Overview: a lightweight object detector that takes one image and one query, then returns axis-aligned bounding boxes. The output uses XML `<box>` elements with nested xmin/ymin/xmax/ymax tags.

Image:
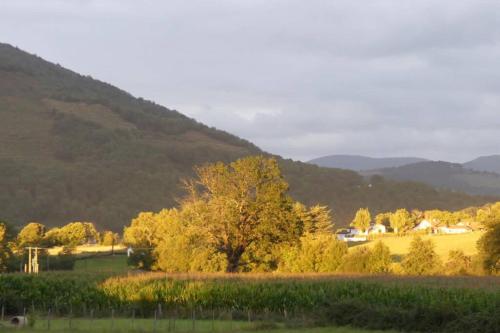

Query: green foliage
<box><xmin>17</xmin><ymin>222</ymin><xmax>46</xmax><ymax>247</ymax></box>
<box><xmin>425</xmin><ymin>209</ymin><xmax>472</xmax><ymax>227</ymax></box>
<box><xmin>100</xmin><ymin>231</ymin><xmax>119</xmax><ymax>246</ymax></box>
<box><xmin>338</xmin><ymin>242</ymin><xmax>391</xmax><ymax>274</ymax></box>
<box><xmin>445</xmin><ymin>250</ymin><xmax>472</xmax><ymax>275</ymax></box>
<box><xmin>278</xmin><ymin>233</ymin><xmax>348</xmax><ymax>272</ymax></box>
<box><xmin>477</xmin><ymin>224</ymin><xmax>500</xmax><ymax>275</ymax></box>
<box><xmin>389</xmin><ymin>209</ymin><xmax>414</xmax><ymax>234</ymax></box>
<box><xmin>475</xmin><ymin>202</ymin><xmax>500</xmax><ymax>274</ymax></box>
<box><xmin>402</xmin><ymin>236</ymin><xmax>441</xmax><ymax>275</ymax></box>
<box><xmin>56</xmin><ymin>222</ymin><xmax>99</xmax><ymax>246</ymax></box>
<box><xmin>294</xmin><ymin>203</ymin><xmax>334</xmax><ymax>234</ymax></box>
<box><xmin>0</xmin><ymin>222</ymin><xmax>15</xmax><ymax>272</ymax></box>
<box><xmin>180</xmin><ymin>156</ymin><xmax>300</xmax><ymax>272</ymax></box>
<box><xmin>152</xmin><ymin>207</ymin><xmax>227</xmax><ymax>272</ymax></box>
<box><xmin>350</xmin><ymin>208</ymin><xmax>371</xmax><ymax>232</ymax></box>
<box><xmin>375</xmin><ymin>212</ymin><xmax>391</xmax><ymax>226</ymax></box>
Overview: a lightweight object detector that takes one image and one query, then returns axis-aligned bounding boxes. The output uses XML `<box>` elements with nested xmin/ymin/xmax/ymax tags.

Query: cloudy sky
<box><xmin>1</xmin><ymin>0</ymin><xmax>500</xmax><ymax>162</ymax></box>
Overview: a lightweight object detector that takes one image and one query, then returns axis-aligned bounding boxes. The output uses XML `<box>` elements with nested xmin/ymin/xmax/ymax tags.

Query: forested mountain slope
<box><xmin>364</xmin><ymin>161</ymin><xmax>500</xmax><ymax>196</ymax></box>
<box><xmin>0</xmin><ymin>43</ymin><xmax>494</xmax><ymax>230</ymax></box>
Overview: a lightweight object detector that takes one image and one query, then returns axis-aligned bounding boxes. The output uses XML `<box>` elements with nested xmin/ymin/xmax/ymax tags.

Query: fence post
<box><xmin>111</xmin><ymin>308</ymin><xmax>115</xmax><ymax>331</ymax></box>
<box><xmin>90</xmin><ymin>309</ymin><xmax>94</xmax><ymax>331</ymax></box>
<box><xmin>191</xmin><ymin>307</ymin><xmax>196</xmax><ymax>332</ymax></box>
<box><xmin>153</xmin><ymin>309</ymin><xmax>157</xmax><ymax>333</ymax></box>
<box><xmin>173</xmin><ymin>307</ymin><xmax>176</xmax><ymax>332</ymax></box>
<box><xmin>47</xmin><ymin>308</ymin><xmax>51</xmax><ymax>330</ymax></box>
<box><xmin>131</xmin><ymin>308</ymin><xmax>135</xmax><ymax>331</ymax></box>
<box><xmin>229</xmin><ymin>309</ymin><xmax>233</xmax><ymax>332</ymax></box>
<box><xmin>211</xmin><ymin>308</ymin><xmax>215</xmax><ymax>332</ymax></box>
<box><xmin>69</xmin><ymin>309</ymin><xmax>72</xmax><ymax>330</ymax></box>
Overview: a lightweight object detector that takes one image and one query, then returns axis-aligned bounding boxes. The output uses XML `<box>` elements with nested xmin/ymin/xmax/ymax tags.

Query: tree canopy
<box><xmin>351</xmin><ymin>208</ymin><xmax>371</xmax><ymax>232</ymax></box>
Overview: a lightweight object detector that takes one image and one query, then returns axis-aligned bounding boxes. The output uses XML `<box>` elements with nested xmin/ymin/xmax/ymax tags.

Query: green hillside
<box><xmin>0</xmin><ymin>43</ymin><xmax>496</xmax><ymax>231</ymax></box>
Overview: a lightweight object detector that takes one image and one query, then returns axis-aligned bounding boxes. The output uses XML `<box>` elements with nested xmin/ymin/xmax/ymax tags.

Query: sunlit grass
<box><xmin>357</xmin><ymin>231</ymin><xmax>484</xmax><ymax>260</ymax></box>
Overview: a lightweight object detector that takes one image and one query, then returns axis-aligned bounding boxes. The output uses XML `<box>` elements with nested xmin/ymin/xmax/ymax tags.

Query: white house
<box><xmin>413</xmin><ymin>219</ymin><xmax>433</xmax><ymax>231</ymax></box>
<box><xmin>336</xmin><ymin>229</ymin><xmax>367</xmax><ymax>242</ymax></box>
<box><xmin>369</xmin><ymin>224</ymin><xmax>386</xmax><ymax>234</ymax></box>
<box><xmin>437</xmin><ymin>225</ymin><xmax>472</xmax><ymax>234</ymax></box>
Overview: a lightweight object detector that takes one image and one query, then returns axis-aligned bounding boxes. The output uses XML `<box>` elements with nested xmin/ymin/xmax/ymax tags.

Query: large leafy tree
<box><xmin>17</xmin><ymin>222</ymin><xmax>46</xmax><ymax>247</ymax></box>
<box><xmin>389</xmin><ymin>209</ymin><xmax>413</xmax><ymax>234</ymax></box>
<box><xmin>476</xmin><ymin>202</ymin><xmax>500</xmax><ymax>274</ymax></box>
<box><xmin>183</xmin><ymin>156</ymin><xmax>300</xmax><ymax>272</ymax></box>
<box><xmin>0</xmin><ymin>222</ymin><xmax>14</xmax><ymax>272</ymax></box>
<box><xmin>350</xmin><ymin>208</ymin><xmax>371</xmax><ymax>232</ymax></box>
<box><xmin>57</xmin><ymin>222</ymin><xmax>99</xmax><ymax>246</ymax></box>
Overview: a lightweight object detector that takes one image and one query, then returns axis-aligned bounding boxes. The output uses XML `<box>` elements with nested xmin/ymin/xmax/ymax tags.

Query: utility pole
<box><xmin>24</xmin><ymin>247</ymin><xmax>45</xmax><ymax>274</ymax></box>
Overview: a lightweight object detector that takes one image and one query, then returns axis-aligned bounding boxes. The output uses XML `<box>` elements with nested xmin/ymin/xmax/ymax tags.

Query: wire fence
<box><xmin>0</xmin><ymin>304</ymin><xmax>309</xmax><ymax>332</ymax></box>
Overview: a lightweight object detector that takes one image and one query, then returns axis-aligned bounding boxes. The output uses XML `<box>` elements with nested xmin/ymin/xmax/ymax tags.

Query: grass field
<box><xmin>0</xmin><ymin>318</ymin><xmax>396</xmax><ymax>333</ymax></box>
<box><xmin>359</xmin><ymin>231</ymin><xmax>484</xmax><ymax>260</ymax></box>
<box><xmin>74</xmin><ymin>255</ymin><xmax>129</xmax><ymax>274</ymax></box>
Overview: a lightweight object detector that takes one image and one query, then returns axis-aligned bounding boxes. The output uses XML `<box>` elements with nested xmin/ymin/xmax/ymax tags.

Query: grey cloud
<box><xmin>1</xmin><ymin>0</ymin><xmax>500</xmax><ymax>162</ymax></box>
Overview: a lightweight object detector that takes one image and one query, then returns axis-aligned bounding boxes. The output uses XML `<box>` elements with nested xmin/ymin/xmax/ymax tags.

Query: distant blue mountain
<box><xmin>308</xmin><ymin>154</ymin><xmax>428</xmax><ymax>171</ymax></box>
<box><xmin>464</xmin><ymin>155</ymin><xmax>500</xmax><ymax>174</ymax></box>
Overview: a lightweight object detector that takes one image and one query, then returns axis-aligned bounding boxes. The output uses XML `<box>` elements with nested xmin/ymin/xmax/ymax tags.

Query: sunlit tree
<box><xmin>350</xmin><ymin>208</ymin><xmax>371</xmax><ymax>232</ymax></box>
<box><xmin>17</xmin><ymin>222</ymin><xmax>46</xmax><ymax>247</ymax></box>
<box><xmin>389</xmin><ymin>209</ymin><xmax>412</xmax><ymax>234</ymax></box>
<box><xmin>402</xmin><ymin>236</ymin><xmax>441</xmax><ymax>275</ymax></box>
<box><xmin>182</xmin><ymin>156</ymin><xmax>300</xmax><ymax>272</ymax></box>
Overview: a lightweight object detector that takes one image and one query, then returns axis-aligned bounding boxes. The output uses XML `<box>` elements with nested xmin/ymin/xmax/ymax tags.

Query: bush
<box><xmin>402</xmin><ymin>236</ymin><xmax>441</xmax><ymax>275</ymax></box>
<box><xmin>278</xmin><ymin>233</ymin><xmax>347</xmax><ymax>272</ymax></box>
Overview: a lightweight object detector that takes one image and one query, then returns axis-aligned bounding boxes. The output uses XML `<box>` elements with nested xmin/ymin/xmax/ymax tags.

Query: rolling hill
<box><xmin>363</xmin><ymin>161</ymin><xmax>500</xmax><ymax>196</ymax></box>
<box><xmin>464</xmin><ymin>155</ymin><xmax>500</xmax><ymax>174</ymax></box>
<box><xmin>0</xmin><ymin>42</ymin><xmax>495</xmax><ymax>231</ymax></box>
<box><xmin>308</xmin><ymin>155</ymin><xmax>428</xmax><ymax>171</ymax></box>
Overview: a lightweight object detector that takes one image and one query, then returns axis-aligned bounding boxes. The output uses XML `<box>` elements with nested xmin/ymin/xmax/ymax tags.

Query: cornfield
<box><xmin>1</xmin><ymin>273</ymin><xmax>499</xmax><ymax>332</ymax></box>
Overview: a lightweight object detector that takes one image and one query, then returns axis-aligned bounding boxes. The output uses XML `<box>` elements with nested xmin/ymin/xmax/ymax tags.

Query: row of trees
<box><xmin>123</xmin><ymin>156</ymin><xmax>499</xmax><ymax>275</ymax></box>
<box><xmin>350</xmin><ymin>206</ymin><xmax>480</xmax><ymax>234</ymax></box>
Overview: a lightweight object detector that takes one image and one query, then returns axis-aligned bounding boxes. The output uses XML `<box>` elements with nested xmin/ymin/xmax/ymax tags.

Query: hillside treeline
<box><xmin>122</xmin><ymin>156</ymin><xmax>500</xmax><ymax>275</ymax></box>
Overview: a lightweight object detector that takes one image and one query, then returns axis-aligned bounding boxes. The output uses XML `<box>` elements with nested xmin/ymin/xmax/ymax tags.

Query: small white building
<box><xmin>413</xmin><ymin>219</ymin><xmax>433</xmax><ymax>231</ymax></box>
<box><xmin>336</xmin><ymin>229</ymin><xmax>368</xmax><ymax>242</ymax></box>
<box><xmin>369</xmin><ymin>224</ymin><xmax>386</xmax><ymax>234</ymax></box>
<box><xmin>437</xmin><ymin>225</ymin><xmax>472</xmax><ymax>234</ymax></box>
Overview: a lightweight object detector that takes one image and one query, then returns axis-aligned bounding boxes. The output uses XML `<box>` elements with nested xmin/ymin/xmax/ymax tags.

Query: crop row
<box><xmin>0</xmin><ymin>273</ymin><xmax>499</xmax><ymax>332</ymax></box>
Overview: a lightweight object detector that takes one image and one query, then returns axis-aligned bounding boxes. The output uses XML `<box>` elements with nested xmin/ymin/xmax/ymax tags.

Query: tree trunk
<box><xmin>225</xmin><ymin>246</ymin><xmax>245</xmax><ymax>273</ymax></box>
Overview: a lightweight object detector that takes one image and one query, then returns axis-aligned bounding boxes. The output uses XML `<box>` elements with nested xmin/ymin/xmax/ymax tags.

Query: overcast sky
<box><xmin>1</xmin><ymin>0</ymin><xmax>500</xmax><ymax>162</ymax></box>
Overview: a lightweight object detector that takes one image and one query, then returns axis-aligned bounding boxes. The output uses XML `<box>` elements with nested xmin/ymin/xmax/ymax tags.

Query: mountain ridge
<box><xmin>308</xmin><ymin>154</ymin><xmax>429</xmax><ymax>171</ymax></box>
<box><xmin>0</xmin><ymin>42</ymin><xmax>495</xmax><ymax>231</ymax></box>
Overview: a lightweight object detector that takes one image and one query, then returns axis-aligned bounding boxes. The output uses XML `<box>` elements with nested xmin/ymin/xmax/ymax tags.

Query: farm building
<box><xmin>369</xmin><ymin>224</ymin><xmax>386</xmax><ymax>234</ymax></box>
<box><xmin>437</xmin><ymin>225</ymin><xmax>472</xmax><ymax>234</ymax></box>
<box><xmin>413</xmin><ymin>219</ymin><xmax>433</xmax><ymax>231</ymax></box>
<box><xmin>336</xmin><ymin>229</ymin><xmax>368</xmax><ymax>242</ymax></box>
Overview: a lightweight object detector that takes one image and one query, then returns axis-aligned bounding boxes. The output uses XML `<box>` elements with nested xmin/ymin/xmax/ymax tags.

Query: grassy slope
<box><xmin>359</xmin><ymin>232</ymin><xmax>484</xmax><ymax>260</ymax></box>
<box><xmin>0</xmin><ymin>43</ymin><xmax>497</xmax><ymax>231</ymax></box>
